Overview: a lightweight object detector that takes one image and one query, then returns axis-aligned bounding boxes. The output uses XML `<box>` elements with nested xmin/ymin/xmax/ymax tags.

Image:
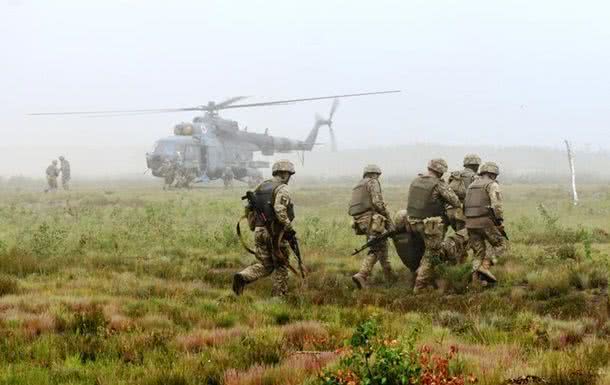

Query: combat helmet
<box><xmin>463</xmin><ymin>154</ymin><xmax>481</xmax><ymax>166</ymax></box>
<box><xmin>59</xmin><ymin>156</ymin><xmax>65</xmax><ymax>161</ymax></box>
<box><xmin>427</xmin><ymin>158</ymin><xmax>448</xmax><ymax>175</ymax></box>
<box><xmin>479</xmin><ymin>161</ymin><xmax>500</xmax><ymax>175</ymax></box>
<box><xmin>272</xmin><ymin>160</ymin><xmax>295</xmax><ymax>175</ymax></box>
<box><xmin>363</xmin><ymin>164</ymin><xmax>382</xmax><ymax>176</ymax></box>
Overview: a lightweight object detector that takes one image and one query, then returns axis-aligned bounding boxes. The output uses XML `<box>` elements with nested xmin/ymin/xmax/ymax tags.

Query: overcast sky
<box><xmin>2</xmin><ymin>0</ymin><xmax>609</xmax><ymax>151</ymax></box>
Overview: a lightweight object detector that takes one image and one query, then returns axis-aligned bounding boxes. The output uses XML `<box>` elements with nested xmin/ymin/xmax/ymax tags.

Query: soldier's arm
<box><xmin>488</xmin><ymin>182</ymin><xmax>504</xmax><ymax>220</ymax></box>
<box><xmin>273</xmin><ymin>185</ymin><xmax>293</xmax><ymax>229</ymax></box>
<box><xmin>437</xmin><ymin>182</ymin><xmax>462</xmax><ymax>209</ymax></box>
<box><xmin>366</xmin><ymin>179</ymin><xmax>391</xmax><ymax>219</ymax></box>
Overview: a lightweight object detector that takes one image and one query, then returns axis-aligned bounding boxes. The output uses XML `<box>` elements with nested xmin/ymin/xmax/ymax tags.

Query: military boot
<box><xmin>472</xmin><ymin>259</ymin><xmax>497</xmax><ymax>287</ymax></box>
<box><xmin>232</xmin><ymin>273</ymin><xmax>247</xmax><ymax>296</ymax></box>
<box><xmin>352</xmin><ymin>274</ymin><xmax>367</xmax><ymax>290</ymax></box>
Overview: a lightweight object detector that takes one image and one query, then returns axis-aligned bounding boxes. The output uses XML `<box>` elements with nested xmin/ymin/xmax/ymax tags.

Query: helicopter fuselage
<box><xmin>145</xmin><ymin>112</ymin><xmax>315</xmax><ymax>184</ymax></box>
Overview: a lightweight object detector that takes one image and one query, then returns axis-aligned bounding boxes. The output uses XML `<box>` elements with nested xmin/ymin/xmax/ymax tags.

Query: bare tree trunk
<box><xmin>564</xmin><ymin>140</ymin><xmax>578</xmax><ymax>206</ymax></box>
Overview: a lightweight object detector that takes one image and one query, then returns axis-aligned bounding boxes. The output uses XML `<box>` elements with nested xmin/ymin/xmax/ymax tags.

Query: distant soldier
<box><xmin>349</xmin><ymin>164</ymin><xmax>396</xmax><ymax>289</ymax></box>
<box><xmin>447</xmin><ymin>154</ymin><xmax>481</xmax><ymax>231</ymax></box>
<box><xmin>233</xmin><ymin>160</ymin><xmax>296</xmax><ymax>297</ymax></box>
<box><xmin>158</xmin><ymin>158</ymin><xmax>177</xmax><ymax>190</ymax></box>
<box><xmin>464</xmin><ymin>161</ymin><xmax>507</xmax><ymax>287</ymax></box>
<box><xmin>222</xmin><ymin>166</ymin><xmax>235</xmax><ymax>189</ymax></box>
<box><xmin>58</xmin><ymin>156</ymin><xmax>71</xmax><ymax>190</ymax></box>
<box><xmin>406</xmin><ymin>159</ymin><xmax>461</xmax><ymax>293</ymax></box>
<box><xmin>45</xmin><ymin>160</ymin><xmax>60</xmax><ymax>192</ymax></box>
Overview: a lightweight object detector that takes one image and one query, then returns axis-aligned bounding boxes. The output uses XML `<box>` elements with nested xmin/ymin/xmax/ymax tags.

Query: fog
<box><xmin>1</xmin><ymin>0</ymin><xmax>609</xmax><ymax>178</ymax></box>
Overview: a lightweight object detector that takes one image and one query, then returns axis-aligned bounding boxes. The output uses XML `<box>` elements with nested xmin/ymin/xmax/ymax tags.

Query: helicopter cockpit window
<box><xmin>153</xmin><ymin>141</ymin><xmax>176</xmax><ymax>155</ymax></box>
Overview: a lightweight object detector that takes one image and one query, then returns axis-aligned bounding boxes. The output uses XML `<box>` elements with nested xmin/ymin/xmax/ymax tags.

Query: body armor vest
<box><xmin>253</xmin><ymin>179</ymin><xmax>294</xmax><ymax>227</ymax></box>
<box><xmin>448</xmin><ymin>168</ymin><xmax>476</xmax><ymax>201</ymax></box>
<box><xmin>407</xmin><ymin>175</ymin><xmax>443</xmax><ymax>219</ymax></box>
<box><xmin>348</xmin><ymin>178</ymin><xmax>374</xmax><ymax>216</ymax></box>
<box><xmin>464</xmin><ymin>178</ymin><xmax>493</xmax><ymax>218</ymax></box>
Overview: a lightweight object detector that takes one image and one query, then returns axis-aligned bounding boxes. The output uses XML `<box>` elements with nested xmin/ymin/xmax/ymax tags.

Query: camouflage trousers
<box><xmin>409</xmin><ymin>217</ymin><xmax>445</xmax><ymax>293</ymax></box>
<box><xmin>468</xmin><ymin>226</ymin><xmax>507</xmax><ymax>273</ymax></box>
<box><xmin>46</xmin><ymin>176</ymin><xmax>58</xmax><ymax>191</ymax></box>
<box><xmin>446</xmin><ymin>208</ymin><xmax>466</xmax><ymax>232</ymax></box>
<box><xmin>353</xmin><ymin>213</ymin><xmax>395</xmax><ymax>283</ymax></box>
<box><xmin>237</xmin><ymin>227</ymin><xmax>289</xmax><ymax>296</ymax></box>
<box><xmin>61</xmin><ymin>175</ymin><xmax>70</xmax><ymax>190</ymax></box>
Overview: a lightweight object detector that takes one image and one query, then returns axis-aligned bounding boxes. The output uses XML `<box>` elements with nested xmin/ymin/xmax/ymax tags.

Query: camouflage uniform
<box><xmin>45</xmin><ymin>161</ymin><xmax>60</xmax><ymax>192</ymax></box>
<box><xmin>222</xmin><ymin>166</ymin><xmax>235</xmax><ymax>189</ymax></box>
<box><xmin>159</xmin><ymin>158</ymin><xmax>177</xmax><ymax>190</ymax></box>
<box><xmin>407</xmin><ymin>159</ymin><xmax>461</xmax><ymax>293</ymax></box>
<box><xmin>464</xmin><ymin>162</ymin><xmax>506</xmax><ymax>286</ymax></box>
<box><xmin>446</xmin><ymin>154</ymin><xmax>481</xmax><ymax>232</ymax></box>
<box><xmin>233</xmin><ymin>160</ymin><xmax>295</xmax><ymax>297</ymax></box>
<box><xmin>59</xmin><ymin>156</ymin><xmax>71</xmax><ymax>190</ymax></box>
<box><xmin>349</xmin><ymin>165</ymin><xmax>396</xmax><ymax>289</ymax></box>
<box><xmin>393</xmin><ymin>209</ymin><xmax>470</xmax><ymax>271</ymax></box>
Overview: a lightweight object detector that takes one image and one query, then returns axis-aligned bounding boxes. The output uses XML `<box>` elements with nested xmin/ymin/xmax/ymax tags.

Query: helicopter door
<box><xmin>185</xmin><ymin>145</ymin><xmax>201</xmax><ymax>174</ymax></box>
<box><xmin>199</xmin><ymin>146</ymin><xmax>207</xmax><ymax>173</ymax></box>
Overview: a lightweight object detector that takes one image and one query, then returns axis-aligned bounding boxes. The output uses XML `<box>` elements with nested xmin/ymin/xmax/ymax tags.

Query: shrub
<box><xmin>319</xmin><ymin>319</ymin><xmax>470</xmax><ymax>385</ymax></box>
<box><xmin>0</xmin><ymin>274</ymin><xmax>19</xmax><ymax>296</ymax></box>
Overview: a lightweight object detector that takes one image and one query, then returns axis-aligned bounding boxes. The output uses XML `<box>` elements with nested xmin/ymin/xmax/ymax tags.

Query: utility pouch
<box><xmin>423</xmin><ymin>217</ymin><xmax>444</xmax><ymax>237</ymax></box>
<box><xmin>370</xmin><ymin>213</ymin><xmax>386</xmax><ymax>234</ymax></box>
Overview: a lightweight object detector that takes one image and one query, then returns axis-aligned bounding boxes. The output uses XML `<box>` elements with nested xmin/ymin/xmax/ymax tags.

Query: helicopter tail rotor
<box><xmin>315</xmin><ymin>98</ymin><xmax>339</xmax><ymax>152</ymax></box>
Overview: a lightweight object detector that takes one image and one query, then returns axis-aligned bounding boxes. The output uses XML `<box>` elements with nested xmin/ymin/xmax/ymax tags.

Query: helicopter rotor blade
<box><xmin>329</xmin><ymin>98</ymin><xmax>339</xmax><ymax>121</ymax></box>
<box><xmin>29</xmin><ymin>90</ymin><xmax>400</xmax><ymax>116</ymax></box>
<box><xmin>28</xmin><ymin>107</ymin><xmax>204</xmax><ymax>116</ymax></box>
<box><xmin>216</xmin><ymin>96</ymin><xmax>249</xmax><ymax>109</ymax></box>
<box><xmin>218</xmin><ymin>90</ymin><xmax>400</xmax><ymax>110</ymax></box>
<box><xmin>329</xmin><ymin>127</ymin><xmax>338</xmax><ymax>152</ymax></box>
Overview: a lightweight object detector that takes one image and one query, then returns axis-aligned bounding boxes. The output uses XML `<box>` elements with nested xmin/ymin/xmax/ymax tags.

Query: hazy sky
<box><xmin>2</xmin><ymin>0</ymin><xmax>609</xmax><ymax>150</ymax></box>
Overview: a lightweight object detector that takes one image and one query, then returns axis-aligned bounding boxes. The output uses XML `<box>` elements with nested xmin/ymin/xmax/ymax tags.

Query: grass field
<box><xmin>0</xmin><ymin>181</ymin><xmax>608</xmax><ymax>385</ymax></box>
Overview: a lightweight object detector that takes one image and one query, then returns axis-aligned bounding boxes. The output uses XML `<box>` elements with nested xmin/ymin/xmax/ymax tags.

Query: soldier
<box><xmin>158</xmin><ymin>158</ymin><xmax>177</xmax><ymax>190</ymax></box>
<box><xmin>447</xmin><ymin>154</ymin><xmax>481</xmax><ymax>231</ymax></box>
<box><xmin>349</xmin><ymin>164</ymin><xmax>396</xmax><ymax>289</ymax></box>
<box><xmin>406</xmin><ymin>159</ymin><xmax>461</xmax><ymax>293</ymax></box>
<box><xmin>58</xmin><ymin>156</ymin><xmax>71</xmax><ymax>190</ymax></box>
<box><xmin>45</xmin><ymin>160</ymin><xmax>60</xmax><ymax>192</ymax></box>
<box><xmin>222</xmin><ymin>166</ymin><xmax>235</xmax><ymax>189</ymax></box>
<box><xmin>464</xmin><ymin>161</ymin><xmax>506</xmax><ymax>287</ymax></box>
<box><xmin>233</xmin><ymin>160</ymin><xmax>296</xmax><ymax>297</ymax></box>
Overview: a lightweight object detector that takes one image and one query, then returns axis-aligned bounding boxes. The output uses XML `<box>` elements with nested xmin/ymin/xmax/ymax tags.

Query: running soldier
<box><xmin>447</xmin><ymin>154</ymin><xmax>481</xmax><ymax>231</ymax></box>
<box><xmin>349</xmin><ymin>164</ymin><xmax>396</xmax><ymax>289</ymax></box>
<box><xmin>59</xmin><ymin>156</ymin><xmax>71</xmax><ymax>190</ymax></box>
<box><xmin>233</xmin><ymin>160</ymin><xmax>296</xmax><ymax>297</ymax></box>
<box><xmin>406</xmin><ymin>159</ymin><xmax>461</xmax><ymax>293</ymax></box>
<box><xmin>464</xmin><ymin>161</ymin><xmax>507</xmax><ymax>287</ymax></box>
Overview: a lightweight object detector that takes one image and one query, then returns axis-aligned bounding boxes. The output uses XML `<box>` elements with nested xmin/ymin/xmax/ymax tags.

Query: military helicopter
<box><xmin>31</xmin><ymin>91</ymin><xmax>399</xmax><ymax>186</ymax></box>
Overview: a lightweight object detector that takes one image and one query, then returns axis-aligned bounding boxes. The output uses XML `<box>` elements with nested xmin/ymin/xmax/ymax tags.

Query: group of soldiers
<box><xmin>158</xmin><ymin>153</ymin><xmax>199</xmax><ymax>190</ymax></box>
<box><xmin>45</xmin><ymin>156</ymin><xmax>71</xmax><ymax>192</ymax></box>
<box><xmin>232</xmin><ymin>155</ymin><xmax>506</xmax><ymax>297</ymax></box>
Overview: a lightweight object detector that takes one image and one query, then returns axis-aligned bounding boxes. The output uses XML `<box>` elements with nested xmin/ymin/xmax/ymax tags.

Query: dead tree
<box><xmin>564</xmin><ymin>140</ymin><xmax>578</xmax><ymax>205</ymax></box>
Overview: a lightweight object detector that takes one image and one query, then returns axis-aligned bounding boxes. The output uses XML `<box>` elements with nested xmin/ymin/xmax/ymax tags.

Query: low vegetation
<box><xmin>0</xmin><ymin>182</ymin><xmax>607</xmax><ymax>384</ymax></box>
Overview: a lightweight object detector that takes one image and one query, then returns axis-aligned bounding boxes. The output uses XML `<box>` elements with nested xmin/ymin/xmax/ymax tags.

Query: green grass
<box><xmin>0</xmin><ymin>183</ymin><xmax>608</xmax><ymax>384</ymax></box>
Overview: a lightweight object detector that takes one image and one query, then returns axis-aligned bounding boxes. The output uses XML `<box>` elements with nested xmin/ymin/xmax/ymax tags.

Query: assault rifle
<box><xmin>285</xmin><ymin>230</ymin><xmax>306</xmax><ymax>278</ymax></box>
<box><xmin>351</xmin><ymin>230</ymin><xmax>398</xmax><ymax>256</ymax></box>
<box><xmin>488</xmin><ymin>207</ymin><xmax>509</xmax><ymax>240</ymax></box>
